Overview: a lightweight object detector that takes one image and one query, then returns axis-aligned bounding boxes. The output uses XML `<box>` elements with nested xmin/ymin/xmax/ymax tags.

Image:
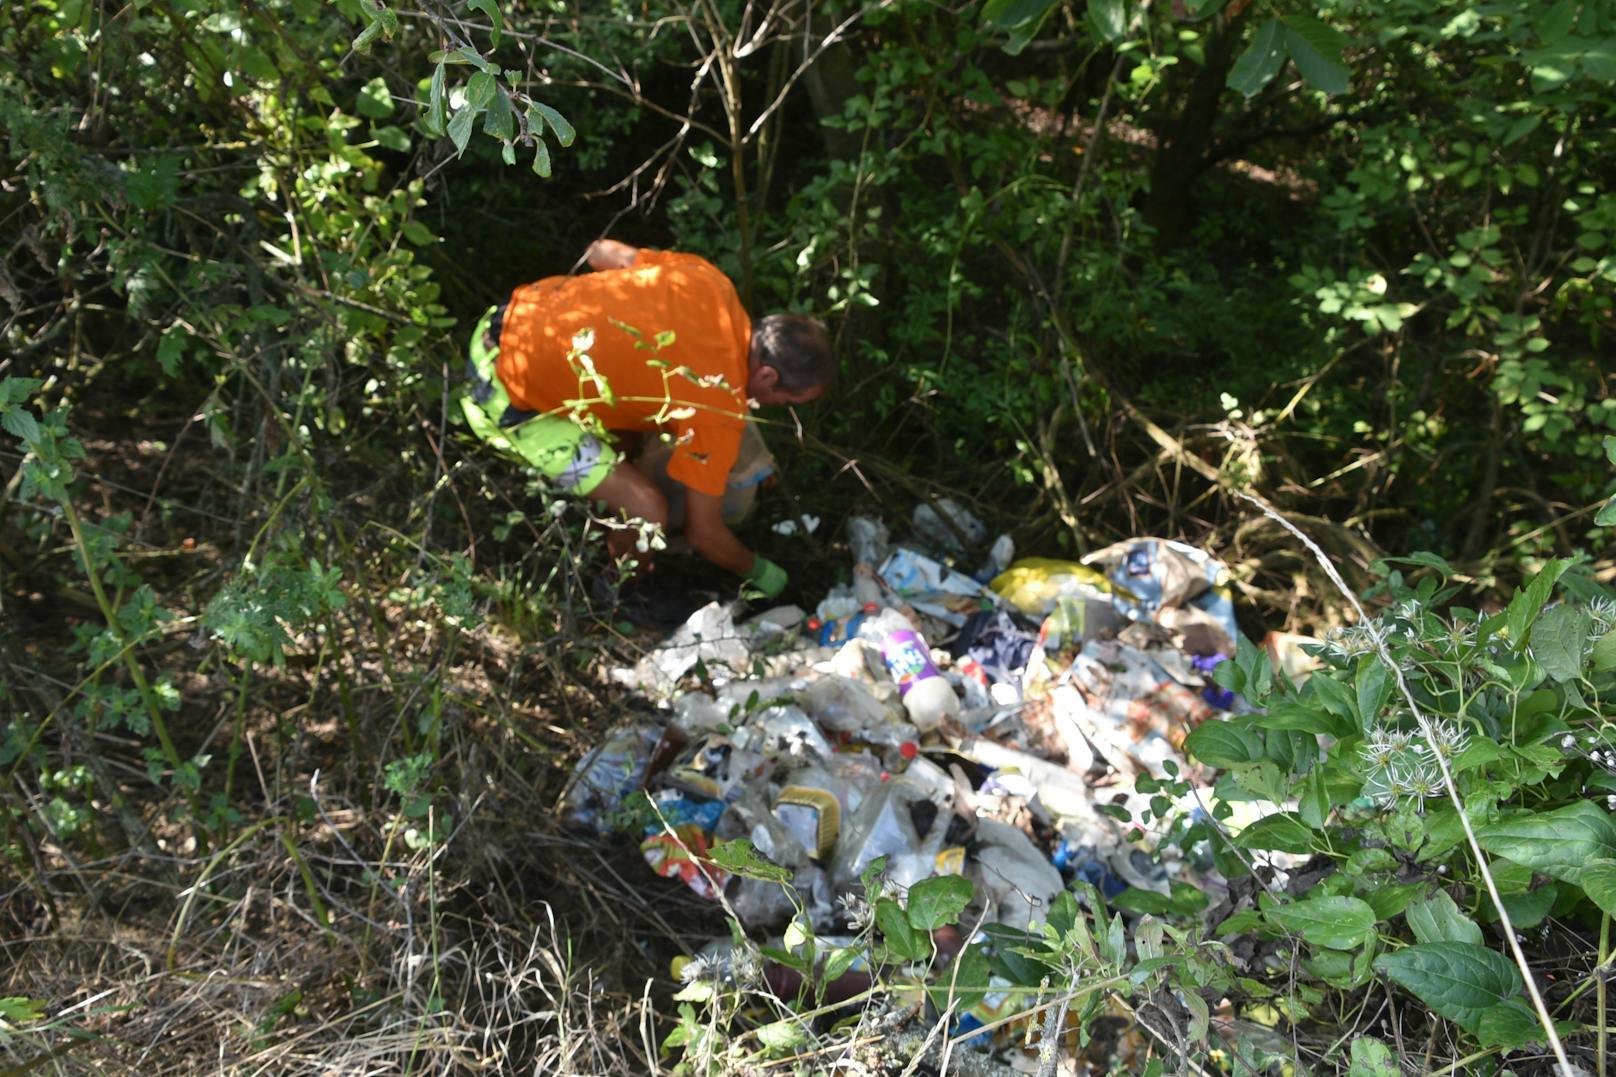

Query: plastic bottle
<box><xmin>807</xmin><ymin>602</ymin><xmax>876</xmax><ymax>648</ymax></box>
<box><xmin>856</xmin><ymin>608</ymin><xmax>961</xmax><ymax>731</ymax></box>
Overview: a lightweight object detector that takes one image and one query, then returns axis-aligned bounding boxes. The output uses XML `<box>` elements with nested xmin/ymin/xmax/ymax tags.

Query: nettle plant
<box><xmin>1183</xmin><ymin>545</ymin><xmax>1616</xmax><ymax>1063</ymax></box>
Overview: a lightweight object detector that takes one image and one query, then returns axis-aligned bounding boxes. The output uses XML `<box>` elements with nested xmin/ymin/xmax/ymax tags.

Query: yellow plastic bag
<box><xmin>989</xmin><ymin>557</ymin><xmax>1127</xmax><ymax>617</ymax></box>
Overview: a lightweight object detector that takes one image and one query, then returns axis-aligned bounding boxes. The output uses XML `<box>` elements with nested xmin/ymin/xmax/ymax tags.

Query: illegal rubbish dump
<box><xmin>567</xmin><ymin>507</ymin><xmax>1314</xmax><ymax>1068</ymax></box>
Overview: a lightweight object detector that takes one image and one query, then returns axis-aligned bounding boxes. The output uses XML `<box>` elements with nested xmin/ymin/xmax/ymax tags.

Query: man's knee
<box><xmin>593</xmin><ymin>462</ymin><xmax>669</xmax><ymax>526</ymax></box>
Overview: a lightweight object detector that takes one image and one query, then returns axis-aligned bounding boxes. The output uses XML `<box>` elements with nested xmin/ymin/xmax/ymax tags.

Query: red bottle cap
<box><xmin>862</xmin><ymin>602</ymin><xmax>879</xmax><ymax>613</ymax></box>
<box><xmin>899</xmin><ymin>741</ymin><xmax>918</xmax><ymax>760</ymax></box>
<box><xmin>806</xmin><ymin>617</ymin><xmax>823</xmax><ymax>631</ymax></box>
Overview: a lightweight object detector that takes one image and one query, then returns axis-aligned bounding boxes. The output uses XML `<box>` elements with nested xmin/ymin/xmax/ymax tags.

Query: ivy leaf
<box><xmin>1374</xmin><ymin>942</ymin><xmax>1522</xmax><ymax>1033</ymax></box>
<box><xmin>1530</xmin><ymin>603</ymin><xmax>1590</xmax><ymax>682</ymax></box>
<box><xmin>1264</xmin><ymin>895</ymin><xmax>1376</xmax><ymax>950</ymax></box>
<box><xmin>1406</xmin><ymin>891</ymin><xmax>1484</xmax><ymax>946</ymax></box>
<box><xmin>1476</xmin><ymin>801</ymin><xmax>1616</xmax><ymax>885</ymax></box>
<box><xmin>1227</xmin><ymin>18</ymin><xmax>1286</xmax><ymax>97</ymax></box>
<box><xmin>529</xmin><ymin>101</ymin><xmax>575</xmax><ymax>147</ymax></box>
<box><xmin>906</xmin><ymin>874</ymin><xmax>972</xmax><ymax>930</ymax></box>
<box><xmin>1281</xmin><ymin>14</ymin><xmax>1350</xmax><ymax>95</ymax></box>
<box><xmin>466</xmin><ymin>0</ymin><xmax>502</xmax><ymax>48</ymax></box>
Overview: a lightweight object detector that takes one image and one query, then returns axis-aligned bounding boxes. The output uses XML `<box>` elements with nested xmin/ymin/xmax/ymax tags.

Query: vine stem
<box><xmin>61</xmin><ymin>496</ymin><xmax>183</xmax><ymax>772</ymax></box>
<box><xmin>1239</xmin><ymin>493</ymin><xmax>1574</xmax><ymax>1076</ymax></box>
<box><xmin>1600</xmin><ymin>912</ymin><xmax>1609</xmax><ymax>1077</ymax></box>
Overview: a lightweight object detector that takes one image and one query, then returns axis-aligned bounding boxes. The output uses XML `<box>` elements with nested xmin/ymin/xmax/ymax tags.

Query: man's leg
<box><xmin>586</xmin><ymin>460</ymin><xmax>670</xmax><ymax>562</ymax></box>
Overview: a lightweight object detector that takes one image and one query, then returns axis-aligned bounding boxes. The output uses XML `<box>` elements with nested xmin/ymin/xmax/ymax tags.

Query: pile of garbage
<box><xmin>563</xmin><ymin>503</ymin><xmax>1310</xmax><ymax>1055</ymax></box>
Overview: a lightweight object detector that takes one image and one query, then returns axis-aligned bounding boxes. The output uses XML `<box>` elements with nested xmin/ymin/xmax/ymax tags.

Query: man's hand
<box><xmin>586</xmin><ymin>238</ymin><xmax>639</xmax><ymax>271</ymax></box>
<box><xmin>746</xmin><ymin>556</ymin><xmax>789</xmax><ymax>600</ymax></box>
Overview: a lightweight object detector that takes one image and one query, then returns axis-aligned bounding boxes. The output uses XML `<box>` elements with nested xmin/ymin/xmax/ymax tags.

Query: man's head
<box><xmin>747</xmin><ymin>314</ymin><xmax>834</xmax><ymax>405</ymax></box>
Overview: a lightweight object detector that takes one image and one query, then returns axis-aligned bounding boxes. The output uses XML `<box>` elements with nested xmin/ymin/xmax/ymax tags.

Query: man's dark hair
<box><xmin>750</xmin><ymin>314</ymin><xmax>835</xmax><ymax>393</ymax></box>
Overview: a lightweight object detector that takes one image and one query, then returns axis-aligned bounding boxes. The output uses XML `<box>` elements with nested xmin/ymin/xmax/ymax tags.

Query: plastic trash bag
<box><xmin>989</xmin><ymin>557</ymin><xmax>1116</xmax><ymax>618</ymax></box>
<box><xmin>561</xmin><ymin>723</ymin><xmax>661</xmax><ymax>834</ymax></box>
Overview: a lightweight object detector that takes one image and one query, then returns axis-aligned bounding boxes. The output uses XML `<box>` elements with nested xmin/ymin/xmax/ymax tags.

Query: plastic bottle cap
<box><xmin>862</xmin><ymin>602</ymin><xmax>879</xmax><ymax>613</ymax></box>
<box><xmin>899</xmin><ymin>741</ymin><xmax>918</xmax><ymax>760</ymax></box>
<box><xmin>806</xmin><ymin>618</ymin><xmax>823</xmax><ymax>631</ymax></box>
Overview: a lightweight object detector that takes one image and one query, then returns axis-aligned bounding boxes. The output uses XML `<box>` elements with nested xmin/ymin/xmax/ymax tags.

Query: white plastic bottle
<box><xmin>856</xmin><ymin>608</ymin><xmax>961</xmax><ymax>731</ymax></box>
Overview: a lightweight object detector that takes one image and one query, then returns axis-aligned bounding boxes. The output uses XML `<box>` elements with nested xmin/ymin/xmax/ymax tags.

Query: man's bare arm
<box><xmin>585</xmin><ymin>239</ymin><xmax>639</xmax><ymax>271</ymax></box>
<box><xmin>683</xmin><ymin>489</ymin><xmax>755</xmax><ymax>578</ymax></box>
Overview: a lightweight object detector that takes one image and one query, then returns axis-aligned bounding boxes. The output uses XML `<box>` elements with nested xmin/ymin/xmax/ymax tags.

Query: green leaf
<box><xmin>1257</xmin><ymin>700</ymin><xmax>1353</xmax><ymax>738</ymax></box>
<box><xmin>1354</xmin><ymin>656</ymin><xmax>1391</xmax><ymax>734</ymax></box>
<box><xmin>1475</xmin><ymin>998</ymin><xmax>1557</xmax><ymax>1049</ymax></box>
<box><xmin>2</xmin><ymin>407</ymin><xmax>41</xmax><ymax>444</ymax></box>
<box><xmin>356</xmin><ymin>76</ymin><xmax>394</xmax><ymax>118</ymax></box>
<box><xmin>1476</xmin><ymin>801</ymin><xmax>1616</xmax><ymax>884</ymax></box>
<box><xmin>1588</xmin><ymin>628</ymin><xmax>1616</xmax><ymax>671</ymax></box>
<box><xmin>981</xmin><ymin>0</ymin><xmax>1061</xmax><ymax>31</ymax></box>
<box><xmin>1502</xmin><ymin>115</ymin><xmax>1541</xmax><ymax>145</ymax></box>
<box><xmin>1498</xmin><ymin>884</ymin><xmax>1558</xmax><ymax>928</ymax></box>
<box><xmin>1281</xmin><ymin>14</ymin><xmax>1350</xmax><ymax>95</ymax></box>
<box><xmin>529</xmin><ymin>101</ymin><xmax>575</xmax><ymax>147</ymax></box>
<box><xmin>907</xmin><ymin>874</ymin><xmax>972</xmax><ymax>930</ymax></box>
<box><xmin>1086</xmin><ymin>0</ymin><xmax>1127</xmax><ymax>43</ymax></box>
<box><xmin>926</xmin><ymin>944</ymin><xmax>991</xmax><ymax>1013</ymax></box>
<box><xmin>1347</xmin><ymin>1037</ymin><xmax>1400</xmax><ymax>1077</ymax></box>
<box><xmin>1599</xmin><ymin>498</ymin><xmax>1616</xmax><ymax>527</ymax></box>
<box><xmin>483</xmin><ymin>90</ymin><xmax>514</xmax><ymax>141</ymax></box>
<box><xmin>371</xmin><ymin>125</ymin><xmax>411</xmax><ymax>152</ymax></box>
<box><xmin>465</xmin><ymin>70</ymin><xmax>497</xmax><ymax>110</ymax></box>
<box><xmin>1227</xmin><ymin>18</ymin><xmax>1286</xmax><ymax>97</ymax></box>
<box><xmin>877</xmin><ymin>897</ymin><xmax>928</xmax><ymax>961</ymax></box>
<box><xmin>1530</xmin><ymin>603</ymin><xmax>1590</xmax><ymax>682</ymax></box>
<box><xmin>1233</xmin><ymin>812</ymin><xmax>1315</xmax><ymax>854</ymax></box>
<box><xmin>1374</xmin><ymin>942</ymin><xmax>1522</xmax><ymax>1033</ymax></box>
<box><xmin>1299</xmin><ymin>766</ymin><xmax>1330</xmax><ymax>828</ymax></box>
<box><xmin>708</xmin><ymin>838</ymin><xmax>791</xmax><ymax>882</ymax></box>
<box><xmin>447</xmin><ymin>104</ymin><xmax>477</xmax><ymax>156</ymax></box>
<box><xmin>1265</xmin><ymin>895</ymin><xmax>1376</xmax><ymax>950</ymax></box>
<box><xmin>1406</xmin><ymin>891</ymin><xmax>1483</xmax><ymax>946</ymax></box>
<box><xmin>425</xmin><ymin>63</ymin><xmax>447</xmax><ymax>135</ymax></box>
<box><xmin>401</xmin><ymin>220</ymin><xmax>435</xmax><ymax>246</ymax></box>
<box><xmin>466</xmin><ymin>0</ymin><xmax>502</xmax><ymax>47</ymax></box>
<box><xmin>0</xmin><ymin>377</ymin><xmax>44</xmax><ymax>406</ymax></box>
<box><xmin>1505</xmin><ymin>559</ymin><xmax>1571</xmax><ymax>648</ymax></box>
<box><xmin>1184</xmin><ymin>721</ymin><xmax>1266</xmax><ymax>768</ymax></box>
<box><xmin>1578</xmin><ymin>858</ymin><xmax>1616</xmax><ymax>918</ymax></box>
<box><xmin>531</xmin><ymin>135</ymin><xmax>551</xmax><ymax>177</ymax></box>
<box><xmin>755</xmin><ymin>1019</ymin><xmax>806</xmax><ymax>1051</ymax></box>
